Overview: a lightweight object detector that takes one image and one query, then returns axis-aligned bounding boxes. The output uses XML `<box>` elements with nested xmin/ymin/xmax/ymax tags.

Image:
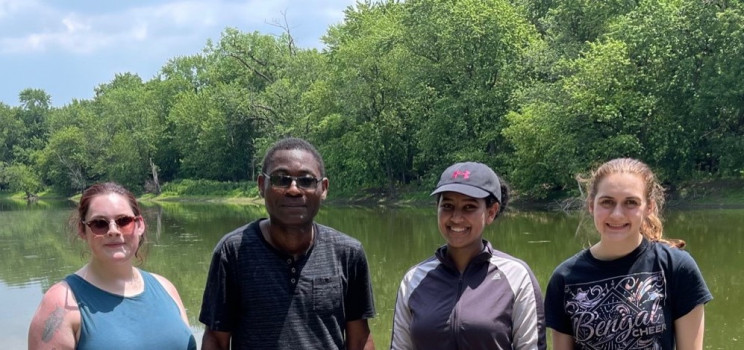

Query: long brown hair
<box><xmin>584</xmin><ymin>158</ymin><xmax>685</xmax><ymax>248</ymax></box>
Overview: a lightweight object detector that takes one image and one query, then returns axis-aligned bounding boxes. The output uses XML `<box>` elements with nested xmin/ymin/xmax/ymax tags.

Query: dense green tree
<box><xmin>90</xmin><ymin>74</ymin><xmax>162</xmax><ymax>191</ymax></box>
<box><xmin>3</xmin><ymin>0</ymin><xmax>744</xmax><ymax>198</ymax></box>
<box><xmin>146</xmin><ymin>55</ymin><xmax>211</xmax><ymax>183</ymax></box>
<box><xmin>162</xmin><ymin>29</ymin><xmax>290</xmax><ymax>182</ymax></box>
<box><xmin>612</xmin><ymin>0</ymin><xmax>744</xmax><ymax>179</ymax></box>
<box><xmin>10</xmin><ymin>89</ymin><xmax>51</xmax><ymax>167</ymax></box>
<box><xmin>0</xmin><ymin>161</ymin><xmax>8</xmax><ymax>190</ymax></box>
<box><xmin>316</xmin><ymin>1</ymin><xmax>417</xmax><ymax>193</ymax></box>
<box><xmin>37</xmin><ymin>100</ymin><xmax>104</xmax><ymax>193</ymax></box>
<box><xmin>400</xmin><ymin>0</ymin><xmax>540</xmax><ymax>181</ymax></box>
<box><xmin>167</xmin><ymin>83</ymin><xmax>255</xmax><ymax>181</ymax></box>
<box><xmin>5</xmin><ymin>163</ymin><xmax>43</xmax><ymax>198</ymax></box>
<box><xmin>0</xmin><ymin>103</ymin><xmax>21</xmax><ymax>164</ymax></box>
<box><xmin>505</xmin><ymin>0</ymin><xmax>744</xmax><ymax>196</ymax></box>
<box><xmin>505</xmin><ymin>40</ymin><xmax>651</xmax><ymax>197</ymax></box>
<box><xmin>539</xmin><ymin>0</ymin><xmax>640</xmax><ymax>58</ymax></box>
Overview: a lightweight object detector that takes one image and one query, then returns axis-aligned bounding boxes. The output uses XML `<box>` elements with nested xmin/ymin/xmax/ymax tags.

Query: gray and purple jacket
<box><xmin>391</xmin><ymin>241</ymin><xmax>546</xmax><ymax>350</ymax></box>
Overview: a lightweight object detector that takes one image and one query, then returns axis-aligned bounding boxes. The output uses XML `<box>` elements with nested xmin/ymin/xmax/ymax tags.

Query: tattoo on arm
<box><xmin>42</xmin><ymin>307</ymin><xmax>65</xmax><ymax>342</ymax></box>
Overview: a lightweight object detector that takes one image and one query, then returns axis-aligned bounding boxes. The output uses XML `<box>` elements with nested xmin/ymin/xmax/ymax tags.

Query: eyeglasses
<box><xmin>263</xmin><ymin>173</ymin><xmax>321</xmax><ymax>189</ymax></box>
<box><xmin>82</xmin><ymin>216</ymin><xmax>139</xmax><ymax>235</ymax></box>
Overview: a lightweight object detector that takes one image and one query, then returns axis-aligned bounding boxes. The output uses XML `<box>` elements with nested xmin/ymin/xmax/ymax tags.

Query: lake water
<box><xmin>1</xmin><ymin>199</ymin><xmax>742</xmax><ymax>349</ymax></box>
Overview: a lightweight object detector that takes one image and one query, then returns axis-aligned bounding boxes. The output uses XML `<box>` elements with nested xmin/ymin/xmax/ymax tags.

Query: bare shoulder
<box><xmin>150</xmin><ymin>272</ymin><xmax>179</xmax><ymax>295</ymax></box>
<box><xmin>28</xmin><ymin>280</ymin><xmax>80</xmax><ymax>349</ymax></box>
<box><xmin>151</xmin><ymin>272</ymin><xmax>175</xmax><ymax>287</ymax></box>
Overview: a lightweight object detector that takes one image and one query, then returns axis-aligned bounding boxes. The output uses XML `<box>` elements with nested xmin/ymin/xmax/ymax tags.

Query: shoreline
<box><xmin>2</xmin><ymin>179</ymin><xmax>743</xmax><ymax>211</ymax></box>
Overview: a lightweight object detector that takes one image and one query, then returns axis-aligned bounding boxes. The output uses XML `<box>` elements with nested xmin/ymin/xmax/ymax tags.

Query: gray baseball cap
<box><xmin>430</xmin><ymin>162</ymin><xmax>502</xmax><ymax>202</ymax></box>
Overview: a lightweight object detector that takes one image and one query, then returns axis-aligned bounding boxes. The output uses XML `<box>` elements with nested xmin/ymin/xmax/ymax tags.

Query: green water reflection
<box><xmin>1</xmin><ymin>200</ymin><xmax>741</xmax><ymax>349</ymax></box>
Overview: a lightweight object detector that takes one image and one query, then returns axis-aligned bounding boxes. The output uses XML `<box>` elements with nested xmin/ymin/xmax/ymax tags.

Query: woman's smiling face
<box><xmin>590</xmin><ymin>172</ymin><xmax>650</xmax><ymax>246</ymax></box>
<box><xmin>437</xmin><ymin>191</ymin><xmax>498</xmax><ymax>253</ymax></box>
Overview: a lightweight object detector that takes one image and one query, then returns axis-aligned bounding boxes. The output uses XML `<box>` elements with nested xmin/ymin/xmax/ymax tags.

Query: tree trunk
<box><xmin>150</xmin><ymin>157</ymin><xmax>161</xmax><ymax>194</ymax></box>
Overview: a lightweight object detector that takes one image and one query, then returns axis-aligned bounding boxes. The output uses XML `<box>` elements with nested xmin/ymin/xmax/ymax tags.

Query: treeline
<box><xmin>1</xmin><ymin>0</ymin><xmax>742</xmax><ymax>199</ymax></box>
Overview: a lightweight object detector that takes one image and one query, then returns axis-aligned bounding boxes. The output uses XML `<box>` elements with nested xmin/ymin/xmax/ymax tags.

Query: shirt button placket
<box><xmin>288</xmin><ymin>258</ymin><xmax>297</xmax><ymax>286</ymax></box>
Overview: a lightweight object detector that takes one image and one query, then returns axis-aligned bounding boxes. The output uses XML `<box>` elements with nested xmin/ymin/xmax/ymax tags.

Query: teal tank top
<box><xmin>65</xmin><ymin>270</ymin><xmax>196</xmax><ymax>350</ymax></box>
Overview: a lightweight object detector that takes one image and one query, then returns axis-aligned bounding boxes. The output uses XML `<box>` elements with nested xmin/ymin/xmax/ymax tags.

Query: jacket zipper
<box><xmin>452</xmin><ymin>264</ymin><xmax>470</xmax><ymax>349</ymax></box>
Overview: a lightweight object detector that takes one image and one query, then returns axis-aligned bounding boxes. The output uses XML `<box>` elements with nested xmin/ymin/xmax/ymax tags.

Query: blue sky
<box><xmin>0</xmin><ymin>0</ymin><xmax>356</xmax><ymax>107</ymax></box>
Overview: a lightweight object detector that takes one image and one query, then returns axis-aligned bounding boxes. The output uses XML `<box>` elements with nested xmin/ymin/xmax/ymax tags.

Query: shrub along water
<box><xmin>159</xmin><ymin>179</ymin><xmax>259</xmax><ymax>198</ymax></box>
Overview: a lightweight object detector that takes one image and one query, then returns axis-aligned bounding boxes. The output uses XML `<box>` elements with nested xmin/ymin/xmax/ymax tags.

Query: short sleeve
<box><xmin>199</xmin><ymin>238</ymin><xmax>238</xmax><ymax>331</ymax></box>
<box><xmin>544</xmin><ymin>268</ymin><xmax>573</xmax><ymax>335</ymax></box>
<box><xmin>671</xmin><ymin>250</ymin><xmax>713</xmax><ymax>320</ymax></box>
<box><xmin>344</xmin><ymin>245</ymin><xmax>376</xmax><ymax>321</ymax></box>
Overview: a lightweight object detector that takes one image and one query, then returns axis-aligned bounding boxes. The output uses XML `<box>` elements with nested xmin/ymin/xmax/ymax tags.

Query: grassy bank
<box><xmin>666</xmin><ymin>179</ymin><xmax>744</xmax><ymax>209</ymax></box>
<box><xmin>139</xmin><ymin>179</ymin><xmax>263</xmax><ymax>205</ymax></box>
<box><xmin>0</xmin><ymin>189</ymin><xmax>68</xmax><ymax>201</ymax></box>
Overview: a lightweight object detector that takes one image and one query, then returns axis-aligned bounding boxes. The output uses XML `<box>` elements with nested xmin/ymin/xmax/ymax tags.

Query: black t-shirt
<box><xmin>545</xmin><ymin>239</ymin><xmax>712</xmax><ymax>349</ymax></box>
<box><xmin>199</xmin><ymin>219</ymin><xmax>376</xmax><ymax>349</ymax></box>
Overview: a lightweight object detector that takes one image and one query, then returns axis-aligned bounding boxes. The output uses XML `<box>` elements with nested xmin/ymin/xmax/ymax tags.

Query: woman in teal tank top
<box><xmin>28</xmin><ymin>182</ymin><xmax>196</xmax><ymax>350</ymax></box>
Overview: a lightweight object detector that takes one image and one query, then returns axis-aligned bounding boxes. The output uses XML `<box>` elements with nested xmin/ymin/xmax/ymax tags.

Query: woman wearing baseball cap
<box><xmin>391</xmin><ymin>162</ymin><xmax>546</xmax><ymax>349</ymax></box>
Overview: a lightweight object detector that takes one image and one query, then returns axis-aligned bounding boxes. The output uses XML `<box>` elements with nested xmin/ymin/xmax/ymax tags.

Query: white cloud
<box><xmin>0</xmin><ymin>1</ymin><xmax>248</xmax><ymax>54</ymax></box>
<box><xmin>0</xmin><ymin>0</ymin><xmax>35</xmax><ymax>19</ymax></box>
<box><xmin>1</xmin><ymin>15</ymin><xmax>129</xmax><ymax>54</ymax></box>
<box><xmin>61</xmin><ymin>16</ymin><xmax>90</xmax><ymax>33</ymax></box>
<box><xmin>0</xmin><ymin>0</ymin><xmax>356</xmax><ymax>55</ymax></box>
<box><xmin>0</xmin><ymin>0</ymin><xmax>358</xmax><ymax>106</ymax></box>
